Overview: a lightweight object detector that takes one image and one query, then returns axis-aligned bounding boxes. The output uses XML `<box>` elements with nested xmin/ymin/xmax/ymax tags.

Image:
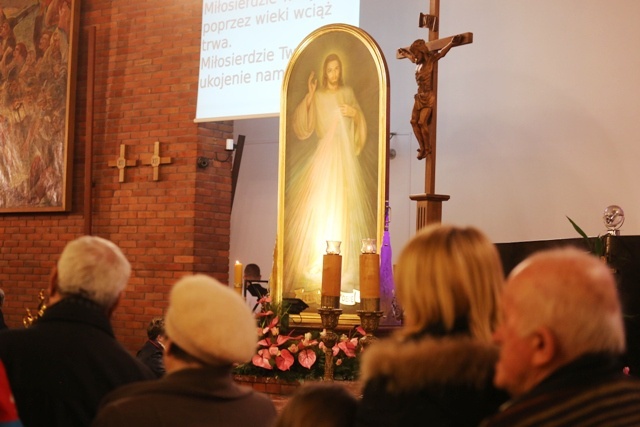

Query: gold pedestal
<box><xmin>357</xmin><ymin>309</ymin><xmax>384</xmax><ymax>347</ymax></box>
<box><xmin>318</xmin><ymin>307</ymin><xmax>342</xmax><ymax>381</ymax></box>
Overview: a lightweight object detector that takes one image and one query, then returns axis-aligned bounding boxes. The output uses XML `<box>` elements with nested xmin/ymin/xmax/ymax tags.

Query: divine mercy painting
<box><xmin>276</xmin><ymin>24</ymin><xmax>389</xmax><ymax>323</ymax></box>
<box><xmin>0</xmin><ymin>0</ymin><xmax>79</xmax><ymax>213</ymax></box>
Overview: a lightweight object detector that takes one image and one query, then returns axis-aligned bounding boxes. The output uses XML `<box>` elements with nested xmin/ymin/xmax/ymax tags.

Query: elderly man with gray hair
<box><xmin>483</xmin><ymin>247</ymin><xmax>640</xmax><ymax>426</ymax></box>
<box><xmin>0</xmin><ymin>236</ymin><xmax>154</xmax><ymax>427</ymax></box>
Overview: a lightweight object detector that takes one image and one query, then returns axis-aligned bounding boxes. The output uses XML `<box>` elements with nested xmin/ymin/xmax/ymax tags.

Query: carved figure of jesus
<box><xmin>398</xmin><ymin>35</ymin><xmax>462</xmax><ymax>159</ymax></box>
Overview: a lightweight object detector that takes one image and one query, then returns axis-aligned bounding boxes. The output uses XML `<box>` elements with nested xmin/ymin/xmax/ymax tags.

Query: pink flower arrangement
<box><xmin>235</xmin><ymin>296</ymin><xmax>366</xmax><ymax>380</ymax></box>
<box><xmin>252</xmin><ymin>326</ymin><xmax>319</xmax><ymax>371</ymax></box>
<box><xmin>250</xmin><ymin>297</ymin><xmax>320</xmax><ymax>372</ymax></box>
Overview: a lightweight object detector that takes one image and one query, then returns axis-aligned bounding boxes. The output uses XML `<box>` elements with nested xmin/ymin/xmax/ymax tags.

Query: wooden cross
<box><xmin>108</xmin><ymin>144</ymin><xmax>137</xmax><ymax>183</ymax></box>
<box><xmin>142</xmin><ymin>141</ymin><xmax>172</xmax><ymax>181</ymax></box>
<box><xmin>398</xmin><ymin>0</ymin><xmax>473</xmax><ymax>229</ymax></box>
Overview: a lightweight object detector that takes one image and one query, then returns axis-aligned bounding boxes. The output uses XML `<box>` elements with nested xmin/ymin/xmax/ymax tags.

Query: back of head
<box><xmin>146</xmin><ymin>317</ymin><xmax>165</xmax><ymax>340</ymax></box>
<box><xmin>244</xmin><ymin>263</ymin><xmax>261</xmax><ymax>280</ymax></box>
<box><xmin>0</xmin><ymin>288</ymin><xmax>4</xmax><ymax>307</ymax></box>
<box><xmin>505</xmin><ymin>247</ymin><xmax>625</xmax><ymax>360</ymax></box>
<box><xmin>274</xmin><ymin>383</ymin><xmax>357</xmax><ymax>427</ymax></box>
<box><xmin>164</xmin><ymin>274</ymin><xmax>257</xmax><ymax>366</ymax></box>
<box><xmin>56</xmin><ymin>236</ymin><xmax>131</xmax><ymax>310</ymax></box>
<box><xmin>395</xmin><ymin>224</ymin><xmax>504</xmax><ymax>342</ymax></box>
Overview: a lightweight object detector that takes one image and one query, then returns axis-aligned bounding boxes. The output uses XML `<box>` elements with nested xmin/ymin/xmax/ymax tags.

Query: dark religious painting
<box><xmin>0</xmin><ymin>0</ymin><xmax>79</xmax><ymax>213</ymax></box>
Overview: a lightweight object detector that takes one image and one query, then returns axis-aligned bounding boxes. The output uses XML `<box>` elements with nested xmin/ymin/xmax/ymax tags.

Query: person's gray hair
<box><xmin>56</xmin><ymin>236</ymin><xmax>131</xmax><ymax>309</ymax></box>
<box><xmin>0</xmin><ymin>288</ymin><xmax>4</xmax><ymax>307</ymax></box>
<box><xmin>508</xmin><ymin>247</ymin><xmax>625</xmax><ymax>358</ymax></box>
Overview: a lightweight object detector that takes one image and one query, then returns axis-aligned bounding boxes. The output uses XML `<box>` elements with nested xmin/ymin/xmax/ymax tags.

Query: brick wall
<box><xmin>0</xmin><ymin>0</ymin><xmax>233</xmax><ymax>352</ymax></box>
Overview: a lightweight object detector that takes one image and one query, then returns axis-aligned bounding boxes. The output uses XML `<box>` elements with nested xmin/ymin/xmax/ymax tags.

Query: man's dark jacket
<box><xmin>136</xmin><ymin>340</ymin><xmax>165</xmax><ymax>378</ymax></box>
<box><xmin>0</xmin><ymin>296</ymin><xmax>155</xmax><ymax>427</ymax></box>
<box><xmin>0</xmin><ymin>309</ymin><xmax>7</xmax><ymax>330</ymax></box>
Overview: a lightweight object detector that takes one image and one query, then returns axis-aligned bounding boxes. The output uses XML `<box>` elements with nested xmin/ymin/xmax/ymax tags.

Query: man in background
<box><xmin>93</xmin><ymin>274</ymin><xmax>276</xmax><ymax>426</ymax></box>
<box><xmin>0</xmin><ymin>236</ymin><xmax>154</xmax><ymax>427</ymax></box>
<box><xmin>244</xmin><ymin>263</ymin><xmax>261</xmax><ymax>282</ymax></box>
<box><xmin>485</xmin><ymin>247</ymin><xmax>640</xmax><ymax>426</ymax></box>
<box><xmin>244</xmin><ymin>263</ymin><xmax>266</xmax><ymax>312</ymax></box>
<box><xmin>136</xmin><ymin>317</ymin><xmax>166</xmax><ymax>378</ymax></box>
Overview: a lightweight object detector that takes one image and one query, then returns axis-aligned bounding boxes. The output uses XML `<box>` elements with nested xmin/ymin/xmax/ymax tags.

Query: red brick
<box><xmin>0</xmin><ymin>0</ymin><xmax>231</xmax><ymax>354</ymax></box>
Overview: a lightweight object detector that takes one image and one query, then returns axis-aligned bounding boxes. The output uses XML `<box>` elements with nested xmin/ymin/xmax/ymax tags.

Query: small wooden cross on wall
<box><xmin>108</xmin><ymin>144</ymin><xmax>137</xmax><ymax>183</ymax></box>
<box><xmin>142</xmin><ymin>141</ymin><xmax>172</xmax><ymax>181</ymax></box>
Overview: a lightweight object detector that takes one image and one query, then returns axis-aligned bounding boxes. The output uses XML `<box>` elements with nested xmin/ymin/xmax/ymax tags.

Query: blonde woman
<box><xmin>356</xmin><ymin>224</ymin><xmax>508</xmax><ymax>426</ymax></box>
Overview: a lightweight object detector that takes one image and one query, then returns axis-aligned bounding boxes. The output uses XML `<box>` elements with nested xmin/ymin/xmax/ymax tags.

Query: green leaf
<box><xmin>593</xmin><ymin>236</ymin><xmax>604</xmax><ymax>258</ymax></box>
<box><xmin>567</xmin><ymin>216</ymin><xmax>589</xmax><ymax>240</ymax></box>
<box><xmin>567</xmin><ymin>216</ymin><xmax>606</xmax><ymax>257</ymax></box>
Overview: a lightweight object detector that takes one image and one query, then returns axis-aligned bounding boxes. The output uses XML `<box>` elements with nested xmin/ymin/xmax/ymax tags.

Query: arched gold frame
<box><xmin>275</xmin><ymin>24</ymin><xmax>389</xmax><ymax>326</ymax></box>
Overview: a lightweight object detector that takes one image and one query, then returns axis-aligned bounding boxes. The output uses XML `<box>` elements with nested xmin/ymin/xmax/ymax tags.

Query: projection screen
<box><xmin>195</xmin><ymin>0</ymin><xmax>360</xmax><ymax>122</ymax></box>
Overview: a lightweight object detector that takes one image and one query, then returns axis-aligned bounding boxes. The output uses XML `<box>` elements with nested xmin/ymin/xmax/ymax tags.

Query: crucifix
<box><xmin>397</xmin><ymin>0</ymin><xmax>473</xmax><ymax>229</ymax></box>
<box><xmin>142</xmin><ymin>141</ymin><xmax>173</xmax><ymax>181</ymax></box>
<box><xmin>108</xmin><ymin>144</ymin><xmax>137</xmax><ymax>183</ymax></box>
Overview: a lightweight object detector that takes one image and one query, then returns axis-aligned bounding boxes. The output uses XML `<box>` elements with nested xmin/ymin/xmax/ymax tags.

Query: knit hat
<box><xmin>165</xmin><ymin>274</ymin><xmax>257</xmax><ymax>366</ymax></box>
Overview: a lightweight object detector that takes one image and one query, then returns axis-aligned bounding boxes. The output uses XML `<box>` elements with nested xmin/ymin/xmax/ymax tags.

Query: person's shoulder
<box><xmin>607</xmin><ymin>373</ymin><xmax>640</xmax><ymax>391</ymax></box>
<box><xmin>93</xmin><ymin>383</ymin><xmax>162</xmax><ymax>427</ymax></box>
<box><xmin>243</xmin><ymin>388</ymin><xmax>277</xmax><ymax>418</ymax></box>
<box><xmin>99</xmin><ymin>377</ymin><xmax>160</xmax><ymax>407</ymax></box>
<box><xmin>99</xmin><ymin>339</ymin><xmax>156</xmax><ymax>382</ymax></box>
<box><xmin>485</xmin><ymin>374</ymin><xmax>640</xmax><ymax>427</ymax></box>
<box><xmin>0</xmin><ymin>325</ymin><xmax>37</xmax><ymax>349</ymax></box>
<box><xmin>245</xmin><ymin>386</ymin><xmax>276</xmax><ymax>403</ymax></box>
<box><xmin>361</xmin><ymin>334</ymin><xmax>498</xmax><ymax>392</ymax></box>
<box><xmin>129</xmin><ymin>356</ymin><xmax>157</xmax><ymax>380</ymax></box>
<box><xmin>135</xmin><ymin>340</ymin><xmax>154</xmax><ymax>356</ymax></box>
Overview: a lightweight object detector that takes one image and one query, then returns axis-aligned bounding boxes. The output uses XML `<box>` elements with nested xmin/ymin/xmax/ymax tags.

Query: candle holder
<box><xmin>318</xmin><ymin>307</ymin><xmax>342</xmax><ymax>381</ymax></box>
<box><xmin>357</xmin><ymin>307</ymin><xmax>384</xmax><ymax>347</ymax></box>
<box><xmin>326</xmin><ymin>240</ymin><xmax>342</xmax><ymax>255</ymax></box>
<box><xmin>361</xmin><ymin>238</ymin><xmax>377</xmax><ymax>254</ymax></box>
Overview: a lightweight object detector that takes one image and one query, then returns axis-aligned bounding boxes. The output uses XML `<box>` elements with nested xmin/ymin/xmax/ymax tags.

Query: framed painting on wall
<box><xmin>0</xmin><ymin>0</ymin><xmax>80</xmax><ymax>213</ymax></box>
<box><xmin>275</xmin><ymin>23</ymin><xmax>390</xmax><ymax>326</ymax></box>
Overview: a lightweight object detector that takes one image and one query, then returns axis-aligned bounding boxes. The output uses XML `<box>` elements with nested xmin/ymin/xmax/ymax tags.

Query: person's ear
<box><xmin>530</xmin><ymin>326</ymin><xmax>557</xmax><ymax>367</ymax></box>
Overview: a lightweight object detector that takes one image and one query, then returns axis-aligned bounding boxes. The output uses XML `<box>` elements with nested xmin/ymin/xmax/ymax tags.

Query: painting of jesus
<box><xmin>276</xmin><ymin>24</ymin><xmax>389</xmax><ymax>321</ymax></box>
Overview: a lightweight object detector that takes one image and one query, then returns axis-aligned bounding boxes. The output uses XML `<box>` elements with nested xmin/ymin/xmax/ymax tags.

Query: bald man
<box><xmin>484</xmin><ymin>247</ymin><xmax>640</xmax><ymax>426</ymax></box>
